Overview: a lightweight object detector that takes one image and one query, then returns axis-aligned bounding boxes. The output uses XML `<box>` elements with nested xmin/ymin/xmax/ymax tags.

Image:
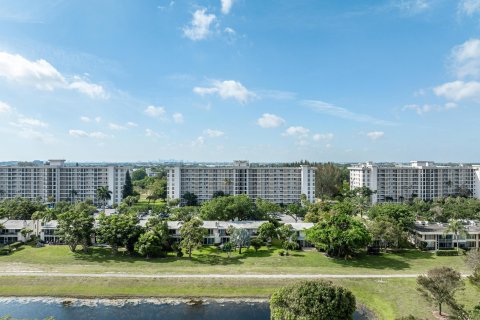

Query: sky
<box><xmin>0</xmin><ymin>0</ymin><xmax>480</xmax><ymax>163</ymax></box>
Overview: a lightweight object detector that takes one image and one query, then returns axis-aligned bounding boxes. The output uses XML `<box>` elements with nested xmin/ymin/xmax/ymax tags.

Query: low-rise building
<box><xmin>0</xmin><ymin>220</ymin><xmax>34</xmax><ymax>244</ymax></box>
<box><xmin>412</xmin><ymin>220</ymin><xmax>480</xmax><ymax>250</ymax></box>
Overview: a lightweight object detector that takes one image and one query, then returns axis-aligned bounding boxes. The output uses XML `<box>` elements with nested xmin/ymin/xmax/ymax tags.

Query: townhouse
<box><xmin>412</xmin><ymin>220</ymin><xmax>480</xmax><ymax>250</ymax></box>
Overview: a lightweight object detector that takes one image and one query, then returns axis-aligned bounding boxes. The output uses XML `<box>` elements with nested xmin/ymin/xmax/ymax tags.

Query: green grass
<box><xmin>0</xmin><ymin>244</ymin><xmax>469</xmax><ymax>275</ymax></box>
<box><xmin>0</xmin><ymin>276</ymin><xmax>478</xmax><ymax>319</ymax></box>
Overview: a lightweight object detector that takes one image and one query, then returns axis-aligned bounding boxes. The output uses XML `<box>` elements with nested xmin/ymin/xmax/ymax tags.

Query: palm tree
<box><xmin>96</xmin><ymin>186</ymin><xmax>112</xmax><ymax>211</ymax></box>
<box><xmin>69</xmin><ymin>189</ymin><xmax>78</xmax><ymax>204</ymax></box>
<box><xmin>224</xmin><ymin>178</ymin><xmax>233</xmax><ymax>194</ymax></box>
<box><xmin>444</xmin><ymin>219</ymin><xmax>467</xmax><ymax>252</ymax></box>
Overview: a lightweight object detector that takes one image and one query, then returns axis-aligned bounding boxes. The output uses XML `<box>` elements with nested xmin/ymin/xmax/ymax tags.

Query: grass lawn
<box><xmin>0</xmin><ymin>244</ymin><xmax>469</xmax><ymax>275</ymax></box>
<box><xmin>0</xmin><ymin>276</ymin><xmax>478</xmax><ymax>319</ymax></box>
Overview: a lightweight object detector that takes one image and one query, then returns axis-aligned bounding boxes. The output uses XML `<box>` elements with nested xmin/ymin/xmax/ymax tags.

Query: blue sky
<box><xmin>0</xmin><ymin>0</ymin><xmax>480</xmax><ymax>162</ymax></box>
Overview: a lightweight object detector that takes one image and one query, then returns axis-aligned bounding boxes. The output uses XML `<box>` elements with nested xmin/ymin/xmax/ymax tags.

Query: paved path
<box><xmin>0</xmin><ymin>272</ymin><xmax>430</xmax><ymax>279</ymax></box>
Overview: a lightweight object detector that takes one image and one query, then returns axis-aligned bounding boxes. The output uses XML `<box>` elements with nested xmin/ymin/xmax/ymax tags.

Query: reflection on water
<box><xmin>0</xmin><ymin>298</ymin><xmax>373</xmax><ymax>320</ymax></box>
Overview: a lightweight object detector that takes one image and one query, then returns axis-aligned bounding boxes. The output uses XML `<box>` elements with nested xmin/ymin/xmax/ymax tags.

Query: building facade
<box><xmin>412</xmin><ymin>220</ymin><xmax>480</xmax><ymax>250</ymax></box>
<box><xmin>349</xmin><ymin>161</ymin><xmax>480</xmax><ymax>204</ymax></box>
<box><xmin>166</xmin><ymin>161</ymin><xmax>315</xmax><ymax>205</ymax></box>
<box><xmin>0</xmin><ymin>160</ymin><xmax>129</xmax><ymax>206</ymax></box>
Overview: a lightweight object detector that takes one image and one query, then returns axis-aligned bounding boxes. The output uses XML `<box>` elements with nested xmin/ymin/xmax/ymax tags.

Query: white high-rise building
<box><xmin>0</xmin><ymin>160</ymin><xmax>129</xmax><ymax>206</ymax></box>
<box><xmin>349</xmin><ymin>161</ymin><xmax>480</xmax><ymax>204</ymax></box>
<box><xmin>167</xmin><ymin>161</ymin><xmax>315</xmax><ymax>205</ymax></box>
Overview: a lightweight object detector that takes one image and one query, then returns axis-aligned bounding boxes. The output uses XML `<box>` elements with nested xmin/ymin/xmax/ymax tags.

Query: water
<box><xmin>0</xmin><ymin>298</ymin><xmax>373</xmax><ymax>319</ymax></box>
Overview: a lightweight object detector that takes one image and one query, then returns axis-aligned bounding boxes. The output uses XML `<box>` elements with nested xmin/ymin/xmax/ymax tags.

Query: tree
<box><xmin>417</xmin><ymin>267</ymin><xmax>464</xmax><ymax>316</ymax></box>
<box><xmin>315</xmin><ymin>163</ymin><xmax>346</xmax><ymax>199</ymax></box>
<box><xmin>56</xmin><ymin>202</ymin><xmax>95</xmax><ymax>252</ymax></box>
<box><xmin>179</xmin><ymin>218</ymin><xmax>206</xmax><ymax>258</ymax></box>
<box><xmin>368</xmin><ymin>216</ymin><xmax>407</xmax><ymax>250</ymax></box>
<box><xmin>131</xmin><ymin>168</ymin><xmax>147</xmax><ymax>181</ymax></box>
<box><xmin>445</xmin><ymin>219</ymin><xmax>467</xmax><ymax>252</ymax></box>
<box><xmin>96</xmin><ymin>212</ymin><xmax>140</xmax><ymax>254</ymax></box>
<box><xmin>182</xmin><ymin>192</ymin><xmax>198</xmax><ymax>206</ymax></box>
<box><xmin>123</xmin><ymin>195</ymin><xmax>140</xmax><ymax>207</ymax></box>
<box><xmin>250</xmin><ymin>238</ymin><xmax>263</xmax><ymax>252</ymax></box>
<box><xmin>135</xmin><ymin>219</ymin><xmax>169</xmax><ymax>258</ymax></box>
<box><xmin>230</xmin><ymin>228</ymin><xmax>251</xmax><ymax>254</ymax></box>
<box><xmin>270</xmin><ymin>280</ymin><xmax>356</xmax><ymax>320</ymax></box>
<box><xmin>255</xmin><ymin>198</ymin><xmax>280</xmax><ymax>220</ymax></box>
<box><xmin>257</xmin><ymin>222</ymin><xmax>277</xmax><ymax>245</ymax></box>
<box><xmin>200</xmin><ymin>195</ymin><xmax>259</xmax><ymax>221</ymax></box>
<box><xmin>0</xmin><ymin>197</ymin><xmax>46</xmax><ymax>220</ymax></box>
<box><xmin>20</xmin><ymin>227</ymin><xmax>33</xmax><ymax>240</ymax></box>
<box><xmin>122</xmin><ymin>171</ymin><xmax>134</xmax><ymax>199</ymax></box>
<box><xmin>277</xmin><ymin>224</ymin><xmax>298</xmax><ymax>254</ymax></box>
<box><xmin>212</xmin><ymin>190</ymin><xmax>226</xmax><ymax>198</ymax></box>
<box><xmin>284</xmin><ymin>202</ymin><xmax>307</xmax><ymax>222</ymax></box>
<box><xmin>68</xmin><ymin>189</ymin><xmax>78</xmax><ymax>204</ymax></box>
<box><xmin>223</xmin><ymin>241</ymin><xmax>233</xmax><ymax>258</ymax></box>
<box><xmin>306</xmin><ymin>213</ymin><xmax>371</xmax><ymax>258</ymax></box>
<box><xmin>96</xmin><ymin>186</ymin><xmax>112</xmax><ymax>211</ymax></box>
<box><xmin>368</xmin><ymin>203</ymin><xmax>415</xmax><ymax>231</ymax></box>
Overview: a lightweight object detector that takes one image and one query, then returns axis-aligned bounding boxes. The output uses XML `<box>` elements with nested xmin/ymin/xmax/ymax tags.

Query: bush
<box><xmin>9</xmin><ymin>242</ymin><xmax>23</xmax><ymax>250</ymax></box>
<box><xmin>0</xmin><ymin>248</ymin><xmax>11</xmax><ymax>255</ymax></box>
<box><xmin>270</xmin><ymin>280</ymin><xmax>356</xmax><ymax>320</ymax></box>
<box><xmin>436</xmin><ymin>250</ymin><xmax>459</xmax><ymax>256</ymax></box>
<box><xmin>278</xmin><ymin>250</ymin><xmax>285</xmax><ymax>256</ymax></box>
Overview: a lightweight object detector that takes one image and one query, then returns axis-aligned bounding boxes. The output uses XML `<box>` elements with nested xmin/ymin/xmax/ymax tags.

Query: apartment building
<box><xmin>167</xmin><ymin>161</ymin><xmax>315</xmax><ymax>205</ymax></box>
<box><xmin>349</xmin><ymin>161</ymin><xmax>480</xmax><ymax>204</ymax></box>
<box><xmin>412</xmin><ymin>220</ymin><xmax>480</xmax><ymax>250</ymax></box>
<box><xmin>0</xmin><ymin>220</ymin><xmax>34</xmax><ymax>244</ymax></box>
<box><xmin>0</xmin><ymin>160</ymin><xmax>129</xmax><ymax>206</ymax></box>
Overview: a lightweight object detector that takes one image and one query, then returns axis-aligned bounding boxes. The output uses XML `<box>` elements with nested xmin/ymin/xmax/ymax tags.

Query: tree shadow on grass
<box><xmin>330</xmin><ymin>253</ymin><xmax>412</xmax><ymax>270</ymax></box>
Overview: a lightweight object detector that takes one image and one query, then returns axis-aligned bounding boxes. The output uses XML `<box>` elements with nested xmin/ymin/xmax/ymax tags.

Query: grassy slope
<box><xmin>0</xmin><ymin>245</ymin><xmax>468</xmax><ymax>275</ymax></box>
<box><xmin>0</xmin><ymin>277</ymin><xmax>478</xmax><ymax>319</ymax></box>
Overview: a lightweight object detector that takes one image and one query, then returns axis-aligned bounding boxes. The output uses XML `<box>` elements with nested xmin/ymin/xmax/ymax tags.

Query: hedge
<box><xmin>436</xmin><ymin>250</ymin><xmax>459</xmax><ymax>256</ymax></box>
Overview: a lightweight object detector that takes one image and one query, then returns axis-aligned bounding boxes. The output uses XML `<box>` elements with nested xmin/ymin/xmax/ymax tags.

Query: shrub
<box><xmin>436</xmin><ymin>250</ymin><xmax>459</xmax><ymax>256</ymax></box>
<box><xmin>9</xmin><ymin>242</ymin><xmax>23</xmax><ymax>250</ymax></box>
<box><xmin>0</xmin><ymin>248</ymin><xmax>11</xmax><ymax>255</ymax></box>
<box><xmin>270</xmin><ymin>280</ymin><xmax>356</xmax><ymax>320</ymax></box>
<box><xmin>278</xmin><ymin>250</ymin><xmax>285</xmax><ymax>256</ymax></box>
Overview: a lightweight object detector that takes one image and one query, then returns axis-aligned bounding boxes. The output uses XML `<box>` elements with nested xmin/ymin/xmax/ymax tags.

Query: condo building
<box><xmin>349</xmin><ymin>161</ymin><xmax>480</xmax><ymax>204</ymax></box>
<box><xmin>0</xmin><ymin>160</ymin><xmax>129</xmax><ymax>206</ymax></box>
<box><xmin>167</xmin><ymin>161</ymin><xmax>315</xmax><ymax>205</ymax></box>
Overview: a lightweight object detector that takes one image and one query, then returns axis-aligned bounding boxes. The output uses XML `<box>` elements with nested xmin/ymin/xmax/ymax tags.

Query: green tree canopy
<box><xmin>306</xmin><ymin>213</ymin><xmax>371</xmax><ymax>258</ymax></box>
<box><xmin>0</xmin><ymin>197</ymin><xmax>46</xmax><ymax>220</ymax></box>
<box><xmin>182</xmin><ymin>192</ymin><xmax>198</xmax><ymax>206</ymax></box>
<box><xmin>179</xmin><ymin>218</ymin><xmax>206</xmax><ymax>258</ymax></box>
<box><xmin>122</xmin><ymin>171</ymin><xmax>134</xmax><ymax>199</ymax></box>
<box><xmin>230</xmin><ymin>227</ymin><xmax>250</xmax><ymax>254</ymax></box>
<box><xmin>368</xmin><ymin>203</ymin><xmax>415</xmax><ymax>231</ymax></box>
<box><xmin>57</xmin><ymin>202</ymin><xmax>95</xmax><ymax>252</ymax></box>
<box><xmin>131</xmin><ymin>168</ymin><xmax>147</xmax><ymax>181</ymax></box>
<box><xmin>270</xmin><ymin>280</ymin><xmax>356</xmax><ymax>320</ymax></box>
<box><xmin>97</xmin><ymin>212</ymin><xmax>140</xmax><ymax>254</ymax></box>
<box><xmin>200</xmin><ymin>194</ymin><xmax>259</xmax><ymax>221</ymax></box>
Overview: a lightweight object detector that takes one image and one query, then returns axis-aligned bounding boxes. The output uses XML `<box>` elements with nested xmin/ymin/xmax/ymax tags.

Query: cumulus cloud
<box><xmin>191</xmin><ymin>136</ymin><xmax>205</xmax><ymax>146</ymax></box>
<box><xmin>183</xmin><ymin>9</ymin><xmax>216</xmax><ymax>41</ymax></box>
<box><xmin>312</xmin><ymin>133</ymin><xmax>334</xmax><ymax>141</ymax></box>
<box><xmin>402</xmin><ymin>103</ymin><xmax>458</xmax><ymax>115</ymax></box>
<box><xmin>257</xmin><ymin>113</ymin><xmax>285</xmax><ymax>128</ymax></box>
<box><xmin>433</xmin><ymin>81</ymin><xmax>480</xmax><ymax>101</ymax></box>
<box><xmin>450</xmin><ymin>38</ymin><xmax>480</xmax><ymax>79</ymax></box>
<box><xmin>127</xmin><ymin>122</ymin><xmax>138</xmax><ymax>127</ymax></box>
<box><xmin>108</xmin><ymin>123</ymin><xmax>127</xmax><ymax>130</ymax></box>
<box><xmin>221</xmin><ymin>0</ymin><xmax>235</xmax><ymax>14</ymax></box>
<box><xmin>367</xmin><ymin>131</ymin><xmax>384</xmax><ymax>140</ymax></box>
<box><xmin>459</xmin><ymin>0</ymin><xmax>480</xmax><ymax>15</ymax></box>
<box><xmin>144</xmin><ymin>105</ymin><xmax>166</xmax><ymax>118</ymax></box>
<box><xmin>283</xmin><ymin>126</ymin><xmax>310</xmax><ymax>138</ymax></box>
<box><xmin>15</xmin><ymin>117</ymin><xmax>48</xmax><ymax>128</ymax></box>
<box><xmin>0</xmin><ymin>51</ymin><xmax>107</xmax><ymax>99</ymax></box>
<box><xmin>394</xmin><ymin>0</ymin><xmax>430</xmax><ymax>14</ymax></box>
<box><xmin>0</xmin><ymin>101</ymin><xmax>12</xmax><ymax>113</ymax></box>
<box><xmin>204</xmin><ymin>129</ymin><xmax>224</xmax><ymax>137</ymax></box>
<box><xmin>194</xmin><ymin>80</ymin><xmax>255</xmax><ymax>103</ymax></box>
<box><xmin>80</xmin><ymin>116</ymin><xmax>91</xmax><ymax>122</ymax></box>
<box><xmin>69</xmin><ymin>129</ymin><xmax>108</xmax><ymax>139</ymax></box>
<box><xmin>145</xmin><ymin>128</ymin><xmax>163</xmax><ymax>138</ymax></box>
<box><xmin>172</xmin><ymin>112</ymin><xmax>184</xmax><ymax>124</ymax></box>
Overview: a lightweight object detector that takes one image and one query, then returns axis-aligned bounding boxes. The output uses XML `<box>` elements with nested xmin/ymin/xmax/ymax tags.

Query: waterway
<box><xmin>0</xmin><ymin>297</ymin><xmax>374</xmax><ymax>319</ymax></box>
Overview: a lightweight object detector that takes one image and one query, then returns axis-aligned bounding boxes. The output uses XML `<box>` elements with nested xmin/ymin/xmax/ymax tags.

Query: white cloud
<box><xmin>95</xmin><ymin>116</ymin><xmax>101</xmax><ymax>123</ymax></box>
<box><xmin>395</xmin><ymin>0</ymin><xmax>430</xmax><ymax>14</ymax></box>
<box><xmin>402</xmin><ymin>103</ymin><xmax>458</xmax><ymax>115</ymax></box>
<box><xmin>0</xmin><ymin>51</ymin><xmax>107</xmax><ymax>98</ymax></box>
<box><xmin>367</xmin><ymin>131</ymin><xmax>384</xmax><ymax>140</ymax></box>
<box><xmin>183</xmin><ymin>9</ymin><xmax>216</xmax><ymax>41</ymax></box>
<box><xmin>144</xmin><ymin>105</ymin><xmax>166</xmax><ymax>118</ymax></box>
<box><xmin>433</xmin><ymin>81</ymin><xmax>480</xmax><ymax>101</ymax></box>
<box><xmin>127</xmin><ymin>122</ymin><xmax>138</xmax><ymax>127</ymax></box>
<box><xmin>303</xmin><ymin>100</ymin><xmax>395</xmax><ymax>125</ymax></box>
<box><xmin>108</xmin><ymin>123</ymin><xmax>127</xmax><ymax>130</ymax></box>
<box><xmin>224</xmin><ymin>27</ymin><xmax>236</xmax><ymax>34</ymax></box>
<box><xmin>194</xmin><ymin>80</ymin><xmax>255</xmax><ymax>103</ymax></box>
<box><xmin>312</xmin><ymin>133</ymin><xmax>334</xmax><ymax>141</ymax></box>
<box><xmin>0</xmin><ymin>101</ymin><xmax>12</xmax><ymax>113</ymax></box>
<box><xmin>145</xmin><ymin>128</ymin><xmax>163</xmax><ymax>138</ymax></box>
<box><xmin>459</xmin><ymin>0</ymin><xmax>480</xmax><ymax>15</ymax></box>
<box><xmin>172</xmin><ymin>112</ymin><xmax>184</xmax><ymax>124</ymax></box>
<box><xmin>450</xmin><ymin>38</ymin><xmax>480</xmax><ymax>79</ymax></box>
<box><xmin>221</xmin><ymin>0</ymin><xmax>235</xmax><ymax>14</ymax></box>
<box><xmin>16</xmin><ymin>117</ymin><xmax>48</xmax><ymax>128</ymax></box>
<box><xmin>204</xmin><ymin>129</ymin><xmax>224</xmax><ymax>137</ymax></box>
<box><xmin>17</xmin><ymin>128</ymin><xmax>54</xmax><ymax>143</ymax></box>
<box><xmin>191</xmin><ymin>136</ymin><xmax>205</xmax><ymax>146</ymax></box>
<box><xmin>257</xmin><ymin>113</ymin><xmax>285</xmax><ymax>128</ymax></box>
<box><xmin>283</xmin><ymin>126</ymin><xmax>310</xmax><ymax>138</ymax></box>
<box><xmin>69</xmin><ymin>129</ymin><xmax>108</xmax><ymax>139</ymax></box>
<box><xmin>80</xmin><ymin>116</ymin><xmax>91</xmax><ymax>123</ymax></box>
